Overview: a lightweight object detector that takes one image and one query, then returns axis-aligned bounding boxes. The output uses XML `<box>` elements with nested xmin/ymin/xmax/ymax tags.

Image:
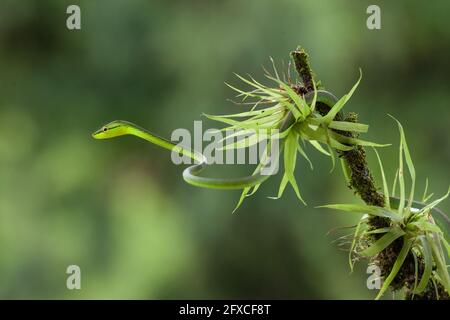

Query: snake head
<box><xmin>92</xmin><ymin>120</ymin><xmax>130</xmax><ymax>139</ymax></box>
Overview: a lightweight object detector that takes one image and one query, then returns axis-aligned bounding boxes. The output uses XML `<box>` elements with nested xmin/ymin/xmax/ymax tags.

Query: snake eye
<box><xmin>103</xmin><ymin>127</ymin><xmax>108</xmax><ymax>132</ymax></box>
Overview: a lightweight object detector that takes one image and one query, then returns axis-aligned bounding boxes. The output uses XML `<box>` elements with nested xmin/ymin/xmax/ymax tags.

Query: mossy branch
<box><xmin>292</xmin><ymin>47</ymin><xmax>385</xmax><ymax>209</ymax></box>
<box><xmin>292</xmin><ymin>46</ymin><xmax>448</xmax><ymax>300</ymax></box>
<box><xmin>291</xmin><ymin>47</ymin><xmax>315</xmax><ymax>92</ymax></box>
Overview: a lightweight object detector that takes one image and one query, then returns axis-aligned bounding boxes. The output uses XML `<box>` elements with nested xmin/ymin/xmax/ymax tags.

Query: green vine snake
<box><xmin>92</xmin><ymin>90</ymin><xmax>337</xmax><ymax>190</ymax></box>
<box><xmin>92</xmin><ymin>90</ymin><xmax>449</xmax><ymax>225</ymax></box>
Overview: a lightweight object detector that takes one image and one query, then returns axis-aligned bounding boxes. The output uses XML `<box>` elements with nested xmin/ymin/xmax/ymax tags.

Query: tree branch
<box><xmin>291</xmin><ymin>46</ymin><xmax>447</xmax><ymax>300</ymax></box>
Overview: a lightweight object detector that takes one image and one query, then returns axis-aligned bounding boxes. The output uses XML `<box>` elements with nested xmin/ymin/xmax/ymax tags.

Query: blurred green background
<box><xmin>0</xmin><ymin>0</ymin><xmax>448</xmax><ymax>299</ymax></box>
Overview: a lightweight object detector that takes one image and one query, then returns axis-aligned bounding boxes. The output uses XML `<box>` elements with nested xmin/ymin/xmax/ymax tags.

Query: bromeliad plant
<box><xmin>204</xmin><ymin>62</ymin><xmax>387</xmax><ymax>210</ymax></box>
<box><xmin>320</xmin><ymin>118</ymin><xmax>450</xmax><ymax>299</ymax></box>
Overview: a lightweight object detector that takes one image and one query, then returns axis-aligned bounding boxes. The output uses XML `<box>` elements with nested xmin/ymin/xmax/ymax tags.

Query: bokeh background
<box><xmin>0</xmin><ymin>0</ymin><xmax>448</xmax><ymax>299</ymax></box>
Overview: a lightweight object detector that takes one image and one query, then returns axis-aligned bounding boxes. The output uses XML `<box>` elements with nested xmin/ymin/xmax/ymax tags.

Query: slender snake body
<box><xmin>92</xmin><ymin>90</ymin><xmax>449</xmax><ymax>225</ymax></box>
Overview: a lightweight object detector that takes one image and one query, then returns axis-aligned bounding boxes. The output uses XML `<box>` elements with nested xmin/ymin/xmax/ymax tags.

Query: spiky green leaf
<box><xmin>414</xmin><ymin>236</ymin><xmax>433</xmax><ymax>293</ymax></box>
<box><xmin>373</xmin><ymin>147</ymin><xmax>390</xmax><ymax>208</ymax></box>
<box><xmin>317</xmin><ymin>203</ymin><xmax>403</xmax><ymax>221</ymax></box>
<box><xmin>375</xmin><ymin>238</ymin><xmax>412</xmax><ymax>300</ymax></box>
<box><xmin>322</xmin><ymin>69</ymin><xmax>362</xmax><ymax>124</ymax></box>
<box><xmin>360</xmin><ymin>227</ymin><xmax>405</xmax><ymax>257</ymax></box>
